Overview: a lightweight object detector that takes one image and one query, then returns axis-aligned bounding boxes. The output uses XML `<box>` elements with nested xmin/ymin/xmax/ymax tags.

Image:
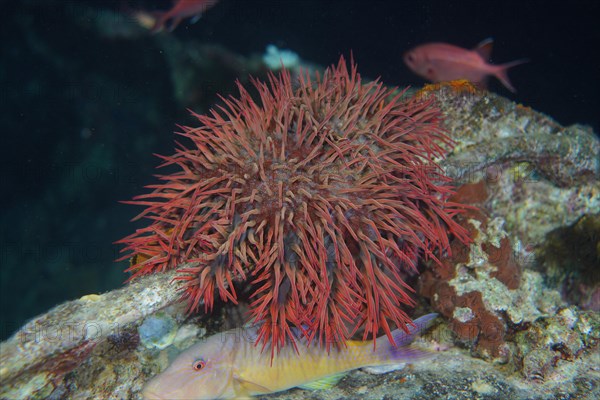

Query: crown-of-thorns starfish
<box><xmin>118</xmin><ymin>56</ymin><xmax>470</xmax><ymax>355</ymax></box>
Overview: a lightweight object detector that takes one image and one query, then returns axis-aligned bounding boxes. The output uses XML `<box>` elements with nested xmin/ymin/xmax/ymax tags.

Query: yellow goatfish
<box><xmin>143</xmin><ymin>313</ymin><xmax>438</xmax><ymax>399</ymax></box>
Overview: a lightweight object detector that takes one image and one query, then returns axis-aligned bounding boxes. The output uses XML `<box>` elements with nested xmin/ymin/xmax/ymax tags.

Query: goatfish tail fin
<box><xmin>374</xmin><ymin>313</ymin><xmax>439</xmax><ymax>363</ymax></box>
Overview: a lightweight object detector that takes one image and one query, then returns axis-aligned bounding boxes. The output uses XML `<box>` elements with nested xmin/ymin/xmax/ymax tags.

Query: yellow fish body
<box><xmin>143</xmin><ymin>313</ymin><xmax>437</xmax><ymax>399</ymax></box>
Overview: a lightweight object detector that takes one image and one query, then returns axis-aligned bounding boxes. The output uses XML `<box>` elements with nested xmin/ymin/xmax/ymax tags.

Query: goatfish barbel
<box><xmin>143</xmin><ymin>313</ymin><xmax>438</xmax><ymax>399</ymax></box>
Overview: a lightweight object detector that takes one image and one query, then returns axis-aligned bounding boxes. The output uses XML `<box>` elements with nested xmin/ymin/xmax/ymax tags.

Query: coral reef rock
<box><xmin>2</xmin><ymin>83</ymin><xmax>599</xmax><ymax>400</ymax></box>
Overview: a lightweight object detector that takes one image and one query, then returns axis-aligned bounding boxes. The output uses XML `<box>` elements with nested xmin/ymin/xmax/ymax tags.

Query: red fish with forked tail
<box><xmin>404</xmin><ymin>39</ymin><xmax>528</xmax><ymax>92</ymax></box>
<box><xmin>133</xmin><ymin>0</ymin><xmax>220</xmax><ymax>33</ymax></box>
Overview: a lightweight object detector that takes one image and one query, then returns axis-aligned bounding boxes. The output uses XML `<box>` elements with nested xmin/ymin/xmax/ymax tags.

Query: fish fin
<box><xmin>128</xmin><ymin>10</ymin><xmax>158</xmax><ymax>31</ymax></box>
<box><xmin>232</xmin><ymin>373</ymin><xmax>271</xmax><ymax>396</ymax></box>
<box><xmin>362</xmin><ymin>364</ymin><xmax>407</xmax><ymax>375</ymax></box>
<box><xmin>189</xmin><ymin>14</ymin><xmax>202</xmax><ymax>24</ymax></box>
<box><xmin>494</xmin><ymin>58</ymin><xmax>529</xmax><ymax>93</ymax></box>
<box><xmin>375</xmin><ymin>313</ymin><xmax>438</xmax><ymax>362</ymax></box>
<box><xmin>149</xmin><ymin>12</ymin><xmax>168</xmax><ymax>33</ymax></box>
<box><xmin>474</xmin><ymin>38</ymin><xmax>494</xmax><ymax>60</ymax></box>
<box><xmin>298</xmin><ymin>372</ymin><xmax>348</xmax><ymax>390</ymax></box>
<box><xmin>167</xmin><ymin>16</ymin><xmax>183</xmax><ymax>32</ymax></box>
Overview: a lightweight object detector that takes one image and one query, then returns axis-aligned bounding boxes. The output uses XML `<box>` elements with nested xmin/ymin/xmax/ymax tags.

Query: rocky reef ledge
<box><xmin>1</xmin><ymin>87</ymin><xmax>598</xmax><ymax>400</ymax></box>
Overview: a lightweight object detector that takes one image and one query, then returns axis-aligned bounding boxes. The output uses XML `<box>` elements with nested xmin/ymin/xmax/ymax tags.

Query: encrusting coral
<box><xmin>117</xmin><ymin>57</ymin><xmax>470</xmax><ymax>353</ymax></box>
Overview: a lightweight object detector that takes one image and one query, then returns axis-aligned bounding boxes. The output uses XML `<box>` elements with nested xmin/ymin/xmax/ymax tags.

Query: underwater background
<box><xmin>1</xmin><ymin>0</ymin><xmax>599</xmax><ymax>343</ymax></box>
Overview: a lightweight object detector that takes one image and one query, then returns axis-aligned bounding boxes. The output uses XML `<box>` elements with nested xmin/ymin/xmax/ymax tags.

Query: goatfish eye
<box><xmin>192</xmin><ymin>358</ymin><xmax>206</xmax><ymax>371</ymax></box>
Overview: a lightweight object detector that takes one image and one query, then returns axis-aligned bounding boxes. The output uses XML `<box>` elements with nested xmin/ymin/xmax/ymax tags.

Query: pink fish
<box><xmin>404</xmin><ymin>39</ymin><xmax>528</xmax><ymax>92</ymax></box>
<box><xmin>149</xmin><ymin>0</ymin><xmax>220</xmax><ymax>32</ymax></box>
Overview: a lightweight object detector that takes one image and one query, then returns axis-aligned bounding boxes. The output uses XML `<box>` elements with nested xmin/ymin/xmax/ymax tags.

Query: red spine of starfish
<box><xmin>117</xmin><ymin>56</ymin><xmax>471</xmax><ymax>354</ymax></box>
